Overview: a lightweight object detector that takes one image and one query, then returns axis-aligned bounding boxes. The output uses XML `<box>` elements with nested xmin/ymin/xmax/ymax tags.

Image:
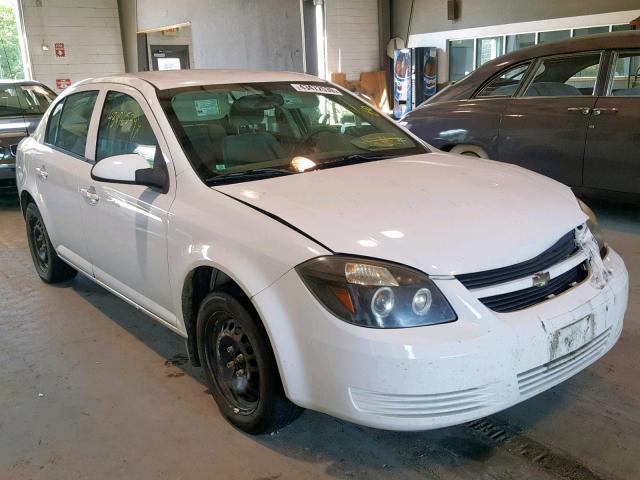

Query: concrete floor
<box><xmin>0</xmin><ymin>194</ymin><xmax>638</xmax><ymax>480</ymax></box>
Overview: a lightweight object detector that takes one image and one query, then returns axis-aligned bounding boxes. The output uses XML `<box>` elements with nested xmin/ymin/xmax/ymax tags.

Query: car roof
<box><xmin>78</xmin><ymin>69</ymin><xmax>323</xmax><ymax>91</ymax></box>
<box><xmin>422</xmin><ymin>31</ymin><xmax>640</xmax><ymax>105</ymax></box>
<box><xmin>0</xmin><ymin>79</ymin><xmax>50</xmax><ymax>87</ymax></box>
<box><xmin>483</xmin><ymin>30</ymin><xmax>640</xmax><ymax>68</ymax></box>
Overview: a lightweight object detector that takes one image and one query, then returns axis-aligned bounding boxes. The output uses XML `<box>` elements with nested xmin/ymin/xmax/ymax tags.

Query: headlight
<box><xmin>296</xmin><ymin>256</ymin><xmax>457</xmax><ymax>328</ymax></box>
<box><xmin>578</xmin><ymin>199</ymin><xmax>607</xmax><ymax>258</ymax></box>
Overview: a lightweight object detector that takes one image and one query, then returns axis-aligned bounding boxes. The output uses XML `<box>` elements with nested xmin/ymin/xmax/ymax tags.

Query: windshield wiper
<box><xmin>205</xmin><ymin>168</ymin><xmax>293</xmax><ymax>185</ymax></box>
<box><xmin>308</xmin><ymin>153</ymin><xmax>397</xmax><ymax>171</ymax></box>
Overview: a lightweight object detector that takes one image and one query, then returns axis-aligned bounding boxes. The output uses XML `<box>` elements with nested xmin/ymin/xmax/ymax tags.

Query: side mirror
<box><xmin>91</xmin><ymin>152</ymin><xmax>169</xmax><ymax>194</ymax></box>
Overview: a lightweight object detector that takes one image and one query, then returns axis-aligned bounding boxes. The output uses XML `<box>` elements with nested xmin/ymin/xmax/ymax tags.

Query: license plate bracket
<box><xmin>549</xmin><ymin>314</ymin><xmax>596</xmax><ymax>361</ymax></box>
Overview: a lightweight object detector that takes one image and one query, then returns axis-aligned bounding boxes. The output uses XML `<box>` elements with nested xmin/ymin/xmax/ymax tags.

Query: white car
<box><xmin>16</xmin><ymin>70</ymin><xmax>628</xmax><ymax>434</ymax></box>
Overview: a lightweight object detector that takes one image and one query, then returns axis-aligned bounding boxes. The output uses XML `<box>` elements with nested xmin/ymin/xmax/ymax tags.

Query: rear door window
<box><xmin>524</xmin><ymin>53</ymin><xmax>603</xmax><ymax>97</ymax></box>
<box><xmin>476</xmin><ymin>63</ymin><xmax>531</xmax><ymax>98</ymax></box>
<box><xmin>608</xmin><ymin>51</ymin><xmax>640</xmax><ymax>96</ymax></box>
<box><xmin>49</xmin><ymin>90</ymin><xmax>99</xmax><ymax>157</ymax></box>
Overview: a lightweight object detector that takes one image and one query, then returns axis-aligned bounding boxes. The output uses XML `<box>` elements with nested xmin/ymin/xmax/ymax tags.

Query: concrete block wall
<box><xmin>325</xmin><ymin>0</ymin><xmax>379</xmax><ymax>81</ymax></box>
<box><xmin>21</xmin><ymin>0</ymin><xmax>125</xmax><ymax>91</ymax></box>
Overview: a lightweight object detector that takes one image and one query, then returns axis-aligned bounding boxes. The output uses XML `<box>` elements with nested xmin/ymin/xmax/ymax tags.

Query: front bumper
<box><xmin>0</xmin><ymin>162</ymin><xmax>17</xmax><ymax>192</ymax></box>
<box><xmin>254</xmin><ymin>248</ymin><xmax>628</xmax><ymax>431</ymax></box>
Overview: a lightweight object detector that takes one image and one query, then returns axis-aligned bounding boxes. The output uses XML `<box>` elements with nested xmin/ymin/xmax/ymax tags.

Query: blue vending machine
<box><xmin>393</xmin><ymin>48</ymin><xmax>412</xmax><ymax>119</ymax></box>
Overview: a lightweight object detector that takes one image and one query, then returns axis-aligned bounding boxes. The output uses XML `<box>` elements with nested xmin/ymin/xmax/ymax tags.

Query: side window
<box><xmin>476</xmin><ymin>63</ymin><xmax>531</xmax><ymax>98</ymax></box>
<box><xmin>45</xmin><ymin>100</ymin><xmax>64</xmax><ymax>145</ymax></box>
<box><xmin>54</xmin><ymin>91</ymin><xmax>99</xmax><ymax>156</ymax></box>
<box><xmin>609</xmin><ymin>51</ymin><xmax>640</xmax><ymax>97</ymax></box>
<box><xmin>96</xmin><ymin>91</ymin><xmax>158</xmax><ymax>165</ymax></box>
<box><xmin>524</xmin><ymin>53</ymin><xmax>602</xmax><ymax>97</ymax></box>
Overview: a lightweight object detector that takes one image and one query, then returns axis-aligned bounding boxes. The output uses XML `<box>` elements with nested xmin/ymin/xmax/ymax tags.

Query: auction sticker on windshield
<box><xmin>291</xmin><ymin>84</ymin><xmax>342</xmax><ymax>95</ymax></box>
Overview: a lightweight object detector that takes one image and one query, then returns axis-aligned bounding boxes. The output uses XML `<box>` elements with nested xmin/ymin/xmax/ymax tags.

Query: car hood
<box><xmin>215</xmin><ymin>152</ymin><xmax>586</xmax><ymax>275</ymax></box>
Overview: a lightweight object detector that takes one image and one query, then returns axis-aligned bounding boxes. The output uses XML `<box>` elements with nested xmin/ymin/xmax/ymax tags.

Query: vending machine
<box><xmin>393</xmin><ymin>48</ymin><xmax>412</xmax><ymax>119</ymax></box>
<box><xmin>413</xmin><ymin>47</ymin><xmax>438</xmax><ymax>106</ymax></box>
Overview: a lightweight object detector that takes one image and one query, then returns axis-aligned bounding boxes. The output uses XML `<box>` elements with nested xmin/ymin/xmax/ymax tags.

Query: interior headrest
<box><xmin>272</xmin><ymin>90</ymin><xmax>320</xmax><ymax>109</ymax></box>
<box><xmin>171</xmin><ymin>92</ymin><xmax>231</xmax><ymax>122</ymax></box>
<box><xmin>231</xmin><ymin>94</ymin><xmax>284</xmax><ymax>113</ymax></box>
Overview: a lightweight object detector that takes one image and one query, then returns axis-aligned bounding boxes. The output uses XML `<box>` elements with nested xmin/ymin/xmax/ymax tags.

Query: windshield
<box><xmin>0</xmin><ymin>84</ymin><xmax>56</xmax><ymax>118</ymax></box>
<box><xmin>159</xmin><ymin>82</ymin><xmax>428</xmax><ymax>184</ymax></box>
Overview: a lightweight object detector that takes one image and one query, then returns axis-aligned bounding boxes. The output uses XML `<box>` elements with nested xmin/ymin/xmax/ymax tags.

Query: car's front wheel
<box><xmin>25</xmin><ymin>203</ymin><xmax>77</xmax><ymax>283</ymax></box>
<box><xmin>196</xmin><ymin>291</ymin><xmax>301</xmax><ymax>434</ymax></box>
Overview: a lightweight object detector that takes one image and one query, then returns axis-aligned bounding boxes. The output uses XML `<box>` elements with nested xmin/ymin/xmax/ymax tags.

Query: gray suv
<box><xmin>0</xmin><ymin>80</ymin><xmax>56</xmax><ymax>193</ymax></box>
<box><xmin>402</xmin><ymin>31</ymin><xmax>640</xmax><ymax>201</ymax></box>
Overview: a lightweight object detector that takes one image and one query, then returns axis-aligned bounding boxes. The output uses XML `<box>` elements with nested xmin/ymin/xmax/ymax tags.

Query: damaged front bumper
<box><xmin>254</xmin><ymin>248</ymin><xmax>628</xmax><ymax>431</ymax></box>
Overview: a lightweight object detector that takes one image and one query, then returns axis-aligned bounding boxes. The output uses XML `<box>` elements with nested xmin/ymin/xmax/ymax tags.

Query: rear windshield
<box><xmin>159</xmin><ymin>82</ymin><xmax>427</xmax><ymax>184</ymax></box>
<box><xmin>0</xmin><ymin>84</ymin><xmax>56</xmax><ymax>118</ymax></box>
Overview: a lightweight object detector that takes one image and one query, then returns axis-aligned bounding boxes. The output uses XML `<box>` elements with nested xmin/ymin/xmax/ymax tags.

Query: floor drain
<box><xmin>465</xmin><ymin>419</ymin><xmax>607</xmax><ymax>480</ymax></box>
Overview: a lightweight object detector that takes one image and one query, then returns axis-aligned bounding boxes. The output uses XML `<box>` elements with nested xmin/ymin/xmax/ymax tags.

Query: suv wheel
<box><xmin>196</xmin><ymin>291</ymin><xmax>301</xmax><ymax>434</ymax></box>
<box><xmin>25</xmin><ymin>203</ymin><xmax>77</xmax><ymax>283</ymax></box>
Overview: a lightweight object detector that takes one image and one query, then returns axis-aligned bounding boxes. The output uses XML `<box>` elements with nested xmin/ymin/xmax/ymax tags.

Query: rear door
<box><xmin>583</xmin><ymin>50</ymin><xmax>640</xmax><ymax>194</ymax></box>
<box><xmin>34</xmin><ymin>88</ymin><xmax>99</xmax><ymax>273</ymax></box>
<box><xmin>498</xmin><ymin>52</ymin><xmax>604</xmax><ymax>186</ymax></box>
<box><xmin>404</xmin><ymin>61</ymin><xmax>533</xmax><ymax>157</ymax></box>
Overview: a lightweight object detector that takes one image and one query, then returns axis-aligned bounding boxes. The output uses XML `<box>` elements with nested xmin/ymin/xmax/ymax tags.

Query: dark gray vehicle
<box><xmin>402</xmin><ymin>31</ymin><xmax>640</xmax><ymax>200</ymax></box>
<box><xmin>0</xmin><ymin>80</ymin><xmax>56</xmax><ymax>193</ymax></box>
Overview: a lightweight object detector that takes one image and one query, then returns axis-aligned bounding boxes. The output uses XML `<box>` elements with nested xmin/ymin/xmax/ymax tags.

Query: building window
<box><xmin>612</xmin><ymin>24</ymin><xmax>632</xmax><ymax>32</ymax></box>
<box><xmin>448</xmin><ymin>39</ymin><xmax>474</xmax><ymax>82</ymax></box>
<box><xmin>506</xmin><ymin>33</ymin><xmax>536</xmax><ymax>53</ymax></box>
<box><xmin>573</xmin><ymin>26</ymin><xmax>609</xmax><ymax>37</ymax></box>
<box><xmin>538</xmin><ymin>30</ymin><xmax>571</xmax><ymax>43</ymax></box>
<box><xmin>476</xmin><ymin>37</ymin><xmax>504</xmax><ymax>67</ymax></box>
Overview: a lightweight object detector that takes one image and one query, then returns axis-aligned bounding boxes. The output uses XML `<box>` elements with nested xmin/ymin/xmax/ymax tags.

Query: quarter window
<box><xmin>49</xmin><ymin>90</ymin><xmax>98</xmax><ymax>156</ymax></box>
<box><xmin>609</xmin><ymin>52</ymin><xmax>640</xmax><ymax>97</ymax></box>
<box><xmin>524</xmin><ymin>53</ymin><xmax>602</xmax><ymax>97</ymax></box>
<box><xmin>96</xmin><ymin>91</ymin><xmax>158</xmax><ymax>164</ymax></box>
<box><xmin>476</xmin><ymin>63</ymin><xmax>531</xmax><ymax>98</ymax></box>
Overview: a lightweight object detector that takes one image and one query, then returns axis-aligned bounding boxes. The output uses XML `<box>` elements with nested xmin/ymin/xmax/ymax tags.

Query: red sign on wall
<box><xmin>54</xmin><ymin>43</ymin><xmax>65</xmax><ymax>57</ymax></box>
<box><xmin>56</xmin><ymin>79</ymin><xmax>71</xmax><ymax>90</ymax></box>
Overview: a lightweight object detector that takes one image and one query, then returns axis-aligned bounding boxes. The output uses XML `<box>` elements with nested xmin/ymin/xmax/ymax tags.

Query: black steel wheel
<box><xmin>196</xmin><ymin>291</ymin><xmax>302</xmax><ymax>434</ymax></box>
<box><xmin>25</xmin><ymin>203</ymin><xmax>77</xmax><ymax>283</ymax></box>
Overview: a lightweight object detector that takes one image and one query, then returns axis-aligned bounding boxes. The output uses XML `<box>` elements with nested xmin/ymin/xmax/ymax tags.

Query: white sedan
<box><xmin>16</xmin><ymin>70</ymin><xmax>628</xmax><ymax>434</ymax></box>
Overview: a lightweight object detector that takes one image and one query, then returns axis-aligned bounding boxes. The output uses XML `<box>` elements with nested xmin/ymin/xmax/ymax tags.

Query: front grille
<box><xmin>456</xmin><ymin>230</ymin><xmax>589</xmax><ymax>313</ymax></box>
<box><xmin>479</xmin><ymin>262</ymin><xmax>588</xmax><ymax>313</ymax></box>
<box><xmin>457</xmin><ymin>232</ymin><xmax>578</xmax><ymax>290</ymax></box>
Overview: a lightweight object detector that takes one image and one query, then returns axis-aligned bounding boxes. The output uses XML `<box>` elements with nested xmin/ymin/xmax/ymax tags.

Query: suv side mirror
<box><xmin>91</xmin><ymin>152</ymin><xmax>169</xmax><ymax>194</ymax></box>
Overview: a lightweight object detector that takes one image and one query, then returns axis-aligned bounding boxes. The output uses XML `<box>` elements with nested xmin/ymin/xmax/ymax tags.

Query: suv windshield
<box><xmin>0</xmin><ymin>84</ymin><xmax>55</xmax><ymax>117</ymax></box>
<box><xmin>159</xmin><ymin>82</ymin><xmax>428</xmax><ymax>184</ymax></box>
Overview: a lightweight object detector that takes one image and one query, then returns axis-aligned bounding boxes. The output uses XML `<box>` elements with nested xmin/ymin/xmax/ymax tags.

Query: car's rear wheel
<box><xmin>449</xmin><ymin>144</ymin><xmax>488</xmax><ymax>158</ymax></box>
<box><xmin>25</xmin><ymin>203</ymin><xmax>77</xmax><ymax>283</ymax></box>
<box><xmin>196</xmin><ymin>291</ymin><xmax>301</xmax><ymax>434</ymax></box>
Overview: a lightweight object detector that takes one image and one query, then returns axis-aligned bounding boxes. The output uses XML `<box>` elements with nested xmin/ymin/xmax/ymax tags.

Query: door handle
<box><xmin>80</xmin><ymin>186</ymin><xmax>100</xmax><ymax>206</ymax></box>
<box><xmin>592</xmin><ymin>108</ymin><xmax>618</xmax><ymax>116</ymax></box>
<box><xmin>567</xmin><ymin>107</ymin><xmax>591</xmax><ymax>115</ymax></box>
<box><xmin>35</xmin><ymin>165</ymin><xmax>48</xmax><ymax>181</ymax></box>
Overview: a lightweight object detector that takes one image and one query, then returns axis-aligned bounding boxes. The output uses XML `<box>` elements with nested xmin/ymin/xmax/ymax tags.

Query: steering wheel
<box><xmin>292</xmin><ymin>126</ymin><xmax>337</xmax><ymax>152</ymax></box>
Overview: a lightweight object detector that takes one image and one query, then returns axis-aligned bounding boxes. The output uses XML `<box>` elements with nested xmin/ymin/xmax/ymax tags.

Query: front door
<box><xmin>498</xmin><ymin>52</ymin><xmax>604</xmax><ymax>186</ymax></box>
<box><xmin>34</xmin><ymin>89</ymin><xmax>99</xmax><ymax>273</ymax></box>
<box><xmin>583</xmin><ymin>50</ymin><xmax>640</xmax><ymax>194</ymax></box>
<box><xmin>150</xmin><ymin>45</ymin><xmax>190</xmax><ymax>71</ymax></box>
<box><xmin>79</xmin><ymin>85</ymin><xmax>177</xmax><ymax>324</ymax></box>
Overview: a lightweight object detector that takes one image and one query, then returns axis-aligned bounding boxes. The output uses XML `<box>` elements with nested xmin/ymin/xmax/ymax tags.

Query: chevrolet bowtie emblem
<box><xmin>532</xmin><ymin>271</ymin><xmax>551</xmax><ymax>288</ymax></box>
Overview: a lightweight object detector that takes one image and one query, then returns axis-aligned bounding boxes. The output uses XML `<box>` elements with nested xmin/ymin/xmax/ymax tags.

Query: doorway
<box><xmin>150</xmin><ymin>45</ymin><xmax>190</xmax><ymax>71</ymax></box>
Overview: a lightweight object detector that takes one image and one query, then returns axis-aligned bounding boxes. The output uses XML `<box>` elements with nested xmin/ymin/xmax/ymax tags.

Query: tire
<box><xmin>449</xmin><ymin>144</ymin><xmax>488</xmax><ymax>158</ymax></box>
<box><xmin>196</xmin><ymin>291</ymin><xmax>301</xmax><ymax>434</ymax></box>
<box><xmin>25</xmin><ymin>203</ymin><xmax>77</xmax><ymax>283</ymax></box>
